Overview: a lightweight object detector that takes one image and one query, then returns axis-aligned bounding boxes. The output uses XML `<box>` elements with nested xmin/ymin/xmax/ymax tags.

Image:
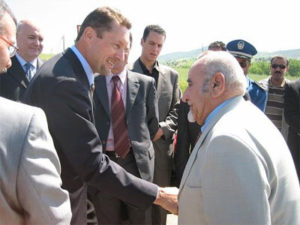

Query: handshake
<box><xmin>154</xmin><ymin>187</ymin><xmax>179</xmax><ymax>215</ymax></box>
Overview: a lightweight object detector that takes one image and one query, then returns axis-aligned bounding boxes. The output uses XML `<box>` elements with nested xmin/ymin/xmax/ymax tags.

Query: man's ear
<box><xmin>82</xmin><ymin>27</ymin><xmax>95</xmax><ymax>41</ymax></box>
<box><xmin>211</xmin><ymin>72</ymin><xmax>225</xmax><ymax>97</ymax></box>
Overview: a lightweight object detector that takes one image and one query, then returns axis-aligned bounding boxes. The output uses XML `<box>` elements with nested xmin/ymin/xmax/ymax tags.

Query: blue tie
<box><xmin>24</xmin><ymin>62</ymin><xmax>33</xmax><ymax>81</ymax></box>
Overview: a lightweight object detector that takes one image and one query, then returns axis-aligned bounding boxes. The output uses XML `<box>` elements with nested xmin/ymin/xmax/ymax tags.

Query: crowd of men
<box><xmin>0</xmin><ymin>1</ymin><xmax>299</xmax><ymax>225</ymax></box>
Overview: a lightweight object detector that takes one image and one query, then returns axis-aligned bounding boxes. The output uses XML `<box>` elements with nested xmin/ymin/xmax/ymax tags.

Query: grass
<box><xmin>175</xmin><ymin>66</ymin><xmax>299</xmax><ymax>92</ymax></box>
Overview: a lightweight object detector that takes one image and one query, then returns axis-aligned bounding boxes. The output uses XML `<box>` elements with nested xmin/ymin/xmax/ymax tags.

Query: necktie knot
<box><xmin>112</xmin><ymin>76</ymin><xmax>119</xmax><ymax>86</ymax></box>
<box><xmin>24</xmin><ymin>62</ymin><xmax>32</xmax><ymax>72</ymax></box>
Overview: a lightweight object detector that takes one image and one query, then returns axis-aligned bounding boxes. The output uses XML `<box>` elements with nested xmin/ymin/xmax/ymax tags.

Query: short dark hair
<box><xmin>76</xmin><ymin>7</ymin><xmax>131</xmax><ymax>42</ymax></box>
<box><xmin>271</xmin><ymin>56</ymin><xmax>289</xmax><ymax>66</ymax></box>
<box><xmin>0</xmin><ymin>0</ymin><xmax>17</xmax><ymax>34</ymax></box>
<box><xmin>208</xmin><ymin>41</ymin><xmax>226</xmax><ymax>51</ymax></box>
<box><xmin>142</xmin><ymin>24</ymin><xmax>166</xmax><ymax>41</ymax></box>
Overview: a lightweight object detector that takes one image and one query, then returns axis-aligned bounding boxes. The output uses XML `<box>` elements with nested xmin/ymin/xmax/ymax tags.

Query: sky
<box><xmin>7</xmin><ymin>0</ymin><xmax>300</xmax><ymax>63</ymax></box>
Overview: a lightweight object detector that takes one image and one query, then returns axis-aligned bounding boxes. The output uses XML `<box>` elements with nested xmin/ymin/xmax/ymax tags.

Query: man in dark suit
<box><xmin>23</xmin><ymin>7</ymin><xmax>178</xmax><ymax>225</ymax></box>
<box><xmin>284</xmin><ymin>79</ymin><xmax>300</xmax><ymax>180</ymax></box>
<box><xmin>130</xmin><ymin>24</ymin><xmax>181</xmax><ymax>225</ymax></box>
<box><xmin>0</xmin><ymin>19</ymin><xmax>43</xmax><ymax>101</ymax></box>
<box><xmin>174</xmin><ymin>100</ymin><xmax>200</xmax><ymax>187</ymax></box>
<box><xmin>91</xmin><ymin>34</ymin><xmax>159</xmax><ymax>224</ymax></box>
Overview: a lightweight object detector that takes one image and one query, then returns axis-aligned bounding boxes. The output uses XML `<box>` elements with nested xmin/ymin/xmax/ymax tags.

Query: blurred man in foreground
<box><xmin>178</xmin><ymin>50</ymin><xmax>299</xmax><ymax>225</ymax></box>
<box><xmin>0</xmin><ymin>1</ymin><xmax>71</xmax><ymax>224</ymax></box>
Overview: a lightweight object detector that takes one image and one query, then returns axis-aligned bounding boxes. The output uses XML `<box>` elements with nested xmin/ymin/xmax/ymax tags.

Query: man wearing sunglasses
<box><xmin>259</xmin><ymin>56</ymin><xmax>290</xmax><ymax>136</ymax></box>
<box><xmin>0</xmin><ymin>19</ymin><xmax>43</xmax><ymax>101</ymax></box>
<box><xmin>227</xmin><ymin>39</ymin><xmax>267</xmax><ymax>111</ymax></box>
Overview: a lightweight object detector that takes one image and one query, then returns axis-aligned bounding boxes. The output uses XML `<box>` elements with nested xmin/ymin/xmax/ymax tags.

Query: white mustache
<box><xmin>187</xmin><ymin>110</ymin><xmax>196</xmax><ymax>123</ymax></box>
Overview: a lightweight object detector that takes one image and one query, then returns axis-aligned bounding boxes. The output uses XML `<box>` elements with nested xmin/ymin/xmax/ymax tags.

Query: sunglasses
<box><xmin>271</xmin><ymin>64</ymin><xmax>286</xmax><ymax>69</ymax></box>
<box><xmin>0</xmin><ymin>35</ymin><xmax>18</xmax><ymax>58</ymax></box>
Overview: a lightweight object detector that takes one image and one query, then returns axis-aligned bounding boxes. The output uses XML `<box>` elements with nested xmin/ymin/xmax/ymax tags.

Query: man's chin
<box><xmin>99</xmin><ymin>66</ymin><xmax>111</xmax><ymax>76</ymax></box>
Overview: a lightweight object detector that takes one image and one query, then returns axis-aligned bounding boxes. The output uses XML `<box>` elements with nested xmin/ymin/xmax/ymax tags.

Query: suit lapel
<box><xmin>94</xmin><ymin>75</ymin><xmax>110</xmax><ymax>117</ymax></box>
<box><xmin>156</xmin><ymin>66</ymin><xmax>166</xmax><ymax>99</ymax></box>
<box><xmin>9</xmin><ymin>56</ymin><xmax>28</xmax><ymax>88</ymax></box>
<box><xmin>179</xmin><ymin>126</ymin><xmax>209</xmax><ymax>192</ymax></box>
<box><xmin>179</xmin><ymin>96</ymin><xmax>244</xmax><ymax>195</ymax></box>
<box><xmin>126</xmin><ymin>71</ymin><xmax>139</xmax><ymax>118</ymax></box>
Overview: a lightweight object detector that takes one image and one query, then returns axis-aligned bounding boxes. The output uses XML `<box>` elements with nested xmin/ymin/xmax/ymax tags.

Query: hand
<box><xmin>154</xmin><ymin>187</ymin><xmax>178</xmax><ymax>215</ymax></box>
<box><xmin>152</xmin><ymin>128</ymin><xmax>164</xmax><ymax>141</ymax></box>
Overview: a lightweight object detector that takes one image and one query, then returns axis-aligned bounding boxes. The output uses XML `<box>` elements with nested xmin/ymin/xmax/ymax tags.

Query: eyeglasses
<box><xmin>271</xmin><ymin>64</ymin><xmax>286</xmax><ymax>69</ymax></box>
<box><xmin>0</xmin><ymin>35</ymin><xmax>18</xmax><ymax>57</ymax></box>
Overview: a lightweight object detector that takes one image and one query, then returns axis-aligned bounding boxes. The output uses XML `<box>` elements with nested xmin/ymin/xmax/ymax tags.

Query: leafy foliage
<box><xmin>164</xmin><ymin>58</ymin><xmax>300</xmax><ymax>92</ymax></box>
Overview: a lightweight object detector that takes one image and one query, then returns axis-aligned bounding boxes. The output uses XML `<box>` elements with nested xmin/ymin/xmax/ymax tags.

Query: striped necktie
<box><xmin>111</xmin><ymin>76</ymin><xmax>130</xmax><ymax>158</ymax></box>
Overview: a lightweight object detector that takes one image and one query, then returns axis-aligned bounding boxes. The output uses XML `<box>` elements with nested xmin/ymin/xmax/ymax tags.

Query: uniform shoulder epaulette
<box><xmin>253</xmin><ymin>80</ymin><xmax>267</xmax><ymax>92</ymax></box>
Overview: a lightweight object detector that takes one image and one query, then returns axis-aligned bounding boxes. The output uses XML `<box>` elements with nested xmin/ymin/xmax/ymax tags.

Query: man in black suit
<box><xmin>23</xmin><ymin>7</ymin><xmax>178</xmax><ymax>225</ymax></box>
<box><xmin>284</xmin><ymin>79</ymin><xmax>300</xmax><ymax>180</ymax></box>
<box><xmin>91</xmin><ymin>34</ymin><xmax>159</xmax><ymax>225</ymax></box>
<box><xmin>0</xmin><ymin>19</ymin><xmax>43</xmax><ymax>101</ymax></box>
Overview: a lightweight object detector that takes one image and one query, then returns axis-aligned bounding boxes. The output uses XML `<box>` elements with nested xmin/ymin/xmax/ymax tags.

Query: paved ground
<box><xmin>166</xmin><ymin>214</ymin><xmax>178</xmax><ymax>225</ymax></box>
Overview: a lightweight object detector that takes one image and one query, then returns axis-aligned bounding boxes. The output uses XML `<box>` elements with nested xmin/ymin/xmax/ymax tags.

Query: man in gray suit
<box><xmin>0</xmin><ymin>1</ymin><xmax>71</xmax><ymax>224</ymax></box>
<box><xmin>130</xmin><ymin>24</ymin><xmax>181</xmax><ymax>225</ymax></box>
<box><xmin>91</xmin><ymin>34</ymin><xmax>160</xmax><ymax>224</ymax></box>
<box><xmin>0</xmin><ymin>19</ymin><xmax>43</xmax><ymax>101</ymax></box>
<box><xmin>178</xmin><ymin>50</ymin><xmax>300</xmax><ymax>225</ymax></box>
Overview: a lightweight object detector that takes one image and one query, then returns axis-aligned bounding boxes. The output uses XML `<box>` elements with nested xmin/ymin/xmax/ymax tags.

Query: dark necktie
<box><xmin>24</xmin><ymin>62</ymin><xmax>33</xmax><ymax>81</ymax></box>
<box><xmin>111</xmin><ymin>76</ymin><xmax>130</xmax><ymax>158</ymax></box>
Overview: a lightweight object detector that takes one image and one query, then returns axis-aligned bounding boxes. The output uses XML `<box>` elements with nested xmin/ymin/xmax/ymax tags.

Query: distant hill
<box><xmin>159</xmin><ymin>48</ymin><xmax>300</xmax><ymax>62</ymax></box>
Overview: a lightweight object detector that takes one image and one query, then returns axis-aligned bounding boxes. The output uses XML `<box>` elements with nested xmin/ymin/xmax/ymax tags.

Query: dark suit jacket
<box><xmin>174</xmin><ymin>100</ymin><xmax>201</xmax><ymax>187</ymax></box>
<box><xmin>93</xmin><ymin>70</ymin><xmax>159</xmax><ymax>182</ymax></box>
<box><xmin>284</xmin><ymin>79</ymin><xmax>300</xmax><ymax>179</ymax></box>
<box><xmin>0</xmin><ymin>56</ymin><xmax>43</xmax><ymax>101</ymax></box>
<box><xmin>130</xmin><ymin>60</ymin><xmax>181</xmax><ymax>152</ymax></box>
<box><xmin>23</xmin><ymin>48</ymin><xmax>158</xmax><ymax>224</ymax></box>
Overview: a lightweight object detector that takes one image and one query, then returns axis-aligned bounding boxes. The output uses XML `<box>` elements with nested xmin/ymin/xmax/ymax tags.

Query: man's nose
<box><xmin>182</xmin><ymin>90</ymin><xmax>189</xmax><ymax>103</ymax></box>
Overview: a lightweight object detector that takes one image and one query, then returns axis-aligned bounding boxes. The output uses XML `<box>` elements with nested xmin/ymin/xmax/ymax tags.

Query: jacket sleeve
<box><xmin>284</xmin><ymin>82</ymin><xmax>300</xmax><ymax>132</ymax></box>
<box><xmin>159</xmin><ymin>70</ymin><xmax>181</xmax><ymax>140</ymax></box>
<box><xmin>18</xmin><ymin>108</ymin><xmax>72</xmax><ymax>225</ymax></box>
<box><xmin>147</xmin><ymin>77</ymin><xmax>160</xmax><ymax>139</ymax></box>
<box><xmin>174</xmin><ymin>101</ymin><xmax>192</xmax><ymax>187</ymax></box>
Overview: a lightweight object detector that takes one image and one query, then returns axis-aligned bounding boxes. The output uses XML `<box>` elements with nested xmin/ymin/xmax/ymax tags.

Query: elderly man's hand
<box><xmin>154</xmin><ymin>187</ymin><xmax>179</xmax><ymax>215</ymax></box>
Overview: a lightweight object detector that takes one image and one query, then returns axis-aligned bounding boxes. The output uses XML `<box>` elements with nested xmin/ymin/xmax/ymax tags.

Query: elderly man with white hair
<box><xmin>178</xmin><ymin>50</ymin><xmax>300</xmax><ymax>225</ymax></box>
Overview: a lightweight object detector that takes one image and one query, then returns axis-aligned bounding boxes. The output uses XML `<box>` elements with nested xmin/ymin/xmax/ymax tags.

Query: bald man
<box><xmin>0</xmin><ymin>19</ymin><xmax>44</xmax><ymax>101</ymax></box>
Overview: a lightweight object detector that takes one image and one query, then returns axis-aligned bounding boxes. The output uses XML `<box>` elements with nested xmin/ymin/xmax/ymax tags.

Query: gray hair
<box><xmin>198</xmin><ymin>51</ymin><xmax>247</xmax><ymax>95</ymax></box>
<box><xmin>0</xmin><ymin>0</ymin><xmax>17</xmax><ymax>35</ymax></box>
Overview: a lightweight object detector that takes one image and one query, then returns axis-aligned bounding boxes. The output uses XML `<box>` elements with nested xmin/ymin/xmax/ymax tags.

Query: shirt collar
<box><xmin>268</xmin><ymin>76</ymin><xmax>287</xmax><ymax>87</ymax></box>
<box><xmin>16</xmin><ymin>53</ymin><xmax>37</xmax><ymax>68</ymax></box>
<box><xmin>70</xmin><ymin>45</ymin><xmax>94</xmax><ymax>86</ymax></box>
<box><xmin>201</xmin><ymin>96</ymin><xmax>238</xmax><ymax>133</ymax></box>
<box><xmin>138</xmin><ymin>57</ymin><xmax>159</xmax><ymax>74</ymax></box>
<box><xmin>106</xmin><ymin>68</ymin><xmax>127</xmax><ymax>85</ymax></box>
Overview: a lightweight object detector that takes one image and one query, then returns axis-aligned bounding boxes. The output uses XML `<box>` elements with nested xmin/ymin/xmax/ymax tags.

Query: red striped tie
<box><xmin>111</xmin><ymin>76</ymin><xmax>130</xmax><ymax>158</ymax></box>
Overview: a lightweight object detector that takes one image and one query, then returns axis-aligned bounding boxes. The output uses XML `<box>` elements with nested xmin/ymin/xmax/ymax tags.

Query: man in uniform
<box><xmin>227</xmin><ymin>39</ymin><xmax>267</xmax><ymax>111</ymax></box>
